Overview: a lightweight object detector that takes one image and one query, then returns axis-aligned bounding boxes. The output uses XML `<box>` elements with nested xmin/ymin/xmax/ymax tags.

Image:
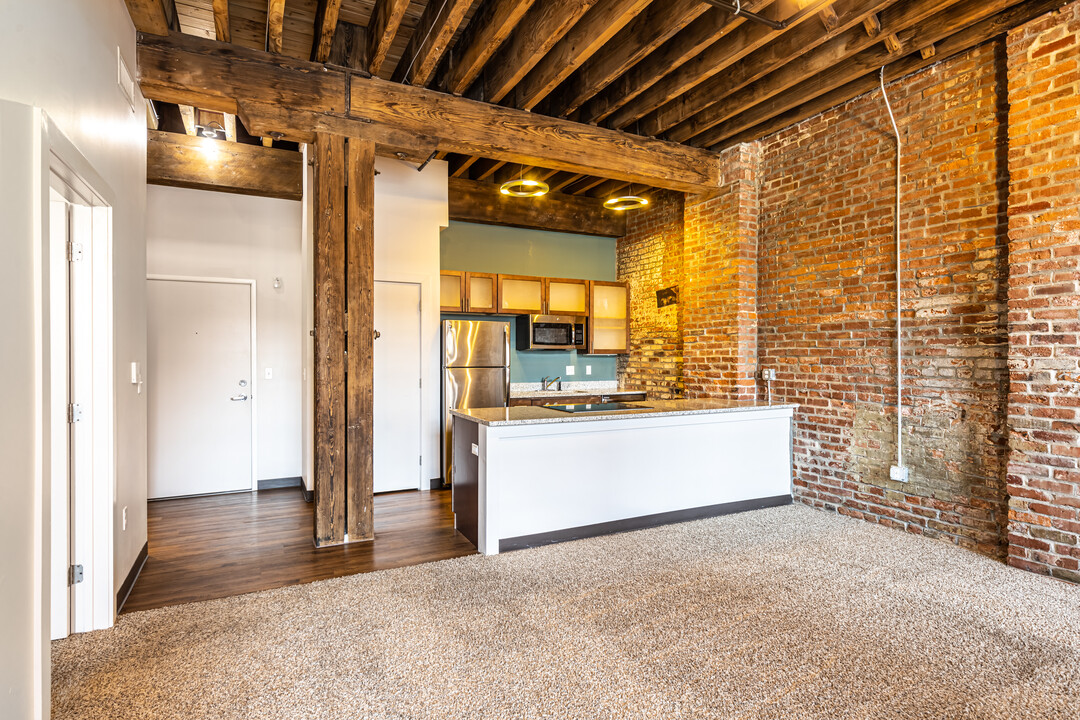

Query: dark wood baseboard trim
<box><xmin>116</xmin><ymin>541</ymin><xmax>149</xmax><ymax>613</ymax></box>
<box><xmin>499</xmin><ymin>495</ymin><xmax>793</xmax><ymax>553</ymax></box>
<box><xmin>258</xmin><ymin>476</ymin><xmax>303</xmax><ymax>490</ymax></box>
<box><xmin>300</xmin><ymin>483</ymin><xmax>313</xmax><ymax>503</ymax></box>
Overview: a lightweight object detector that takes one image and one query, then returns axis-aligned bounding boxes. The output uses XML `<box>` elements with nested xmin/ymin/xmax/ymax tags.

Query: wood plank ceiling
<box><xmin>154</xmin><ymin>0</ymin><xmax>1064</xmax><ymax>204</ymax></box>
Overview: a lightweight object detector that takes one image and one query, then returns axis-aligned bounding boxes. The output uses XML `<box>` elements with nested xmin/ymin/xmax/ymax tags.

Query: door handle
<box><xmin>230</xmin><ymin>394</ymin><xmax>249</xmax><ymax>401</ymax></box>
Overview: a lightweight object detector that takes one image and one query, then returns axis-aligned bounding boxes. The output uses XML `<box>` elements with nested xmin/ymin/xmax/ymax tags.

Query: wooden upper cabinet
<box><xmin>440</xmin><ymin>270</ymin><xmax>465</xmax><ymax>312</ymax></box>
<box><xmin>497</xmin><ymin>274</ymin><xmax>544</xmax><ymax>315</ymax></box>
<box><xmin>545</xmin><ymin>277</ymin><xmax>590</xmax><ymax>316</ymax></box>
<box><xmin>465</xmin><ymin>272</ymin><xmax>497</xmax><ymax>313</ymax></box>
<box><xmin>588</xmin><ymin>280</ymin><xmax>629</xmax><ymax>355</ymax></box>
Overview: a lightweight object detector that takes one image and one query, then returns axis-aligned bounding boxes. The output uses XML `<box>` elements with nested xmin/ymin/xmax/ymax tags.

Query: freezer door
<box><xmin>444</xmin><ymin>319</ymin><xmax>509</xmax><ymax>368</ymax></box>
<box><xmin>443</xmin><ymin>366</ymin><xmax>509</xmax><ymax>484</ymax></box>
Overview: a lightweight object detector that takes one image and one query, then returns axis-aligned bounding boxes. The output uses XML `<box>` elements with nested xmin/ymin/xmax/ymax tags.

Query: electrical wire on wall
<box><xmin>879</xmin><ymin>67</ymin><xmax>908</xmax><ymax>483</ymax></box>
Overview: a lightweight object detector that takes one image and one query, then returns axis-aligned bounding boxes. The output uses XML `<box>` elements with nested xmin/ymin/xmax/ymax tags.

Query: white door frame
<box><xmin>375</xmin><ymin>279</ymin><xmax>424</xmax><ymax>491</ymax></box>
<box><xmin>45</xmin><ymin>130</ymin><xmax>116</xmax><ymax>636</ymax></box>
<box><xmin>147</xmin><ymin>275</ymin><xmax>260</xmax><ymax>494</ymax></box>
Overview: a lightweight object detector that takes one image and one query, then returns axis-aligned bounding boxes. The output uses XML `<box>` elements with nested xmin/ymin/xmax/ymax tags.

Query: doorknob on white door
<box><xmin>230</xmin><ymin>394</ymin><xmax>249</xmax><ymax>401</ymax></box>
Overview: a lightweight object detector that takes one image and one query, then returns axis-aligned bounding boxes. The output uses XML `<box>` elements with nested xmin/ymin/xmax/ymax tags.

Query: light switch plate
<box><xmin>264</xmin><ymin>368</ymin><xmax>273</xmax><ymax>380</ymax></box>
<box><xmin>586</xmin><ymin>365</ymin><xmax>592</xmax><ymax>375</ymax></box>
<box><xmin>565</xmin><ymin>366</ymin><xmax>575</xmax><ymax>376</ymax></box>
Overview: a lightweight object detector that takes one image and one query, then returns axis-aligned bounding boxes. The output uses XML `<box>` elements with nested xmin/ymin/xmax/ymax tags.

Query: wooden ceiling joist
<box><xmin>508</xmin><ymin>0</ymin><xmax>654</xmax><ymax>112</ymax></box>
<box><xmin>470</xmin><ymin>0</ymin><xmax>601</xmax><ymax>104</ymax></box>
<box><xmin>311</xmin><ymin>0</ymin><xmax>344</xmax><ymax>62</ymax></box>
<box><xmin>449</xmin><ymin>155</ymin><xmax>481</xmax><ymax>177</ymax></box>
<box><xmin>696</xmin><ymin>0</ymin><xmax>1041</xmax><ymax>148</ymax></box>
<box><xmin>267</xmin><ymin>0</ymin><xmax>287</xmax><ymax>53</ymax></box>
<box><xmin>471</xmin><ymin>158</ymin><xmax>506</xmax><ymax>181</ymax></box>
<box><xmin>649</xmin><ymin>0</ymin><xmax>900</xmax><ymax>141</ymax></box>
<box><xmin>123</xmin><ymin>0</ymin><xmax>171</xmax><ymax>35</ymax></box>
<box><xmin>211</xmin><ymin>0</ymin><xmax>231</xmax><ymax>42</ymax></box>
<box><xmin>717</xmin><ymin>0</ymin><xmax>1073</xmax><ymax>150</ymax></box>
<box><xmin>434</xmin><ymin>0</ymin><xmax>536</xmax><ymax>95</ymax></box>
<box><xmin>146</xmin><ymin>129</ymin><xmax>303</xmax><ymax>200</ymax></box>
<box><xmin>575</xmin><ymin>2</ymin><xmax>769</xmax><ymax>125</ymax></box>
<box><xmin>605</xmin><ymin>0</ymin><xmax>816</xmax><ymax>131</ymax></box>
<box><xmin>364</xmin><ymin>0</ymin><xmax>410</xmax><ymax>76</ymax></box>
<box><xmin>449</xmin><ymin>177</ymin><xmax>626</xmax><ymax>238</ymax></box>
<box><xmin>327</xmin><ymin>21</ymin><xmax>368</xmax><ymax>70</ymax></box>
<box><xmin>137</xmin><ymin>31</ymin><xmax>724</xmax><ymax>193</ymax></box>
<box><xmin>539</xmin><ymin>0</ymin><xmax>708</xmax><ymax>118</ymax></box>
<box><xmin>178</xmin><ymin>104</ymin><xmax>197</xmax><ymax>135</ymax></box>
<box><xmin>391</xmin><ymin>0</ymin><xmax>472</xmax><ymax>86</ymax></box>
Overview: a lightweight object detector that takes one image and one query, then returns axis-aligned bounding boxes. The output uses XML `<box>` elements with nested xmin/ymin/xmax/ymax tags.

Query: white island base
<box><xmin>450</xmin><ymin>400</ymin><xmax>797</xmax><ymax>555</ymax></box>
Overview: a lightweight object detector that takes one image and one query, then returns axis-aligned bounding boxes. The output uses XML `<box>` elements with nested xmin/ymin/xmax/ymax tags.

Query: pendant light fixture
<box><xmin>604</xmin><ymin>184</ymin><xmax>649</xmax><ymax>211</ymax></box>
<box><xmin>500</xmin><ymin>164</ymin><xmax>549</xmax><ymax>197</ymax></box>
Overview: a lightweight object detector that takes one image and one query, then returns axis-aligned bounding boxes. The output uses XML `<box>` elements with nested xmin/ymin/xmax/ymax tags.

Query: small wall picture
<box><xmin>656</xmin><ymin>286</ymin><xmax>678</xmax><ymax>308</ymax></box>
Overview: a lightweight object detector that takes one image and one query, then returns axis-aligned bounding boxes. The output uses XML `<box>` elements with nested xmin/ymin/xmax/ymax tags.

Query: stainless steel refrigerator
<box><xmin>442</xmin><ymin>319</ymin><xmax>510</xmax><ymax>485</ymax></box>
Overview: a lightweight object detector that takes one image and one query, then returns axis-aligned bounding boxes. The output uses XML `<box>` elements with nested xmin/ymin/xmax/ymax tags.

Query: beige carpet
<box><xmin>53</xmin><ymin>505</ymin><xmax>1080</xmax><ymax>719</ymax></box>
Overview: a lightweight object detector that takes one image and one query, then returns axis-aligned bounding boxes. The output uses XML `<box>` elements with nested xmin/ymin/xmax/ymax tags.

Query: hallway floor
<box><xmin>121</xmin><ymin>487</ymin><xmax>476</xmax><ymax>612</ymax></box>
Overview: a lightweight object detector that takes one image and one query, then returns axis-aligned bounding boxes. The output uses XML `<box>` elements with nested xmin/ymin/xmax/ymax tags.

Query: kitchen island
<box><xmin>450</xmin><ymin>399</ymin><xmax>797</xmax><ymax>555</ymax></box>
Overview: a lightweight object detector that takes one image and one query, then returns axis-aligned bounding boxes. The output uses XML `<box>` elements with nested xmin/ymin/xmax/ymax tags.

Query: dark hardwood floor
<box><xmin>121</xmin><ymin>487</ymin><xmax>477</xmax><ymax>613</ymax></box>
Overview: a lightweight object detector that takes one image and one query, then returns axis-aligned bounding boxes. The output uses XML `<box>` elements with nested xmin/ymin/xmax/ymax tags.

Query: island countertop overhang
<box><xmin>451</xmin><ymin>398</ymin><xmax>799</xmax><ymax>427</ymax></box>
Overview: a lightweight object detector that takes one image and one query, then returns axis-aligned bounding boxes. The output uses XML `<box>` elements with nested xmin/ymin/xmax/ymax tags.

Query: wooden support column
<box><xmin>346</xmin><ymin>138</ymin><xmax>375</xmax><ymax>542</ymax></box>
<box><xmin>313</xmin><ymin>133</ymin><xmax>348</xmax><ymax>547</ymax></box>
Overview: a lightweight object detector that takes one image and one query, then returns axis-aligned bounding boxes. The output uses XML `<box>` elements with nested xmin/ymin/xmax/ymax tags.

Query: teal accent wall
<box><xmin>440</xmin><ymin>222</ymin><xmax>619</xmax><ymax>382</ymax></box>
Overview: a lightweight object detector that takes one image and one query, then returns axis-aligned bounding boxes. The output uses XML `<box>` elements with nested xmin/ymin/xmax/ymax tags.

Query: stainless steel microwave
<box><xmin>517</xmin><ymin>315</ymin><xmax>587</xmax><ymax>351</ymax></box>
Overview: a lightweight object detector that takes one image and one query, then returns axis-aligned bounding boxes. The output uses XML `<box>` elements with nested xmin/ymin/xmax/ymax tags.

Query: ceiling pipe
<box><xmin>699</xmin><ymin>0</ymin><xmax>834</xmax><ymax>31</ymax></box>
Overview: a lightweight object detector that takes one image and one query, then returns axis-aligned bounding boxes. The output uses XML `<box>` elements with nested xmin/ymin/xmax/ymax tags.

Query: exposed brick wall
<box><xmin>617</xmin><ymin>191</ymin><xmax>685</xmax><ymax>399</ymax></box>
<box><xmin>1005</xmin><ymin>3</ymin><xmax>1080</xmax><ymax>583</ymax></box>
<box><xmin>683</xmin><ymin>144</ymin><xmax>761</xmax><ymax>401</ymax></box>
<box><xmin>758</xmin><ymin>42</ymin><xmax>1011</xmax><ymax>557</ymax></box>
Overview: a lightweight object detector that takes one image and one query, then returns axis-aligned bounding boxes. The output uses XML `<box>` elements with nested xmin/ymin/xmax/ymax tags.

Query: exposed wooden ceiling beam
<box><xmin>137</xmin><ymin>32</ymin><xmax>724</xmax><ymax>193</ymax></box>
<box><xmin>449</xmin><ymin>177</ymin><xmax>626</xmax><ymax>237</ymax></box>
<box><xmin>471</xmin><ymin>0</ymin><xmax>601</xmax><ymax>104</ymax></box>
<box><xmin>311</xmin><ymin>0</ymin><xmax>344</xmax><ymax>62</ymax></box>
<box><xmin>146</xmin><ymin>99</ymin><xmax>160</xmax><ymax>130</ymax></box>
<box><xmin>566</xmin><ymin>176</ymin><xmax>608</xmax><ymax>195</ymax></box>
<box><xmin>509</xmin><ymin>0</ymin><xmax>654</xmax><ymax>111</ymax></box>
<box><xmin>223</xmin><ymin>113</ymin><xmax>237</xmax><ymax>142</ymax></box>
<box><xmin>863</xmin><ymin>13</ymin><xmax>882</xmax><ymax>37</ymax></box>
<box><xmin>649</xmin><ymin>0</ymin><xmax>899</xmax><ymax>140</ymax></box>
<box><xmin>449</xmin><ymin>155</ymin><xmax>481</xmax><ymax>178</ymax></box>
<box><xmin>267</xmin><ymin>0</ymin><xmax>286</xmax><ymax>53</ymax></box>
<box><xmin>695</xmin><ymin>0</ymin><xmax>1036</xmax><ymax>148</ymax></box>
<box><xmin>575</xmin><ymin>2</ymin><xmax>770</xmax><ymax>125</ymax></box>
<box><xmin>610</xmin><ymin>0</ymin><xmax>844</xmax><ymax>133</ymax></box>
<box><xmin>472</xmin><ymin>159</ymin><xmax>507</xmax><ymax>181</ymax></box>
<box><xmin>716</xmin><ymin>0</ymin><xmax>1072</xmax><ymax>150</ymax></box>
<box><xmin>178</xmin><ymin>104</ymin><xmax>197</xmax><ymax>135</ymax></box>
<box><xmin>328</xmin><ymin>21</ymin><xmax>368</xmax><ymax>70</ymax></box>
<box><xmin>212</xmin><ymin>0</ymin><xmax>231</xmax><ymax>42</ymax></box>
<box><xmin>365</xmin><ymin>0</ymin><xmax>410</xmax><ymax>76</ymax></box>
<box><xmin>123</xmin><ymin>0</ymin><xmax>171</xmax><ymax>34</ymax></box>
<box><xmin>147</xmin><ymin>129</ymin><xmax>303</xmax><ymax>200</ymax></box>
<box><xmin>548</xmin><ymin>172</ymin><xmax>586</xmax><ymax>193</ymax></box>
<box><xmin>435</xmin><ymin>0</ymin><xmax>536</xmax><ymax>95</ymax></box>
<box><xmin>539</xmin><ymin>0</ymin><xmax>708</xmax><ymax>118</ymax></box>
<box><xmin>587</xmin><ymin>179</ymin><xmax>630</xmax><ymax>199</ymax></box>
<box><xmin>391</xmin><ymin>0</ymin><xmax>473</xmax><ymax>86</ymax></box>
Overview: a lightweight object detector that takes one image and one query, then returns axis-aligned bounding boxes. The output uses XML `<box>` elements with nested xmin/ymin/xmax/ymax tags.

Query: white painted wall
<box><xmin>0</xmin><ymin>1</ymin><xmax>148</xmax><ymax>717</ymax></box>
<box><xmin>146</xmin><ymin>186</ymin><xmax>304</xmax><ymax>482</ymax></box>
<box><xmin>300</xmin><ymin>156</ymin><xmax>448</xmax><ymax>491</ymax></box>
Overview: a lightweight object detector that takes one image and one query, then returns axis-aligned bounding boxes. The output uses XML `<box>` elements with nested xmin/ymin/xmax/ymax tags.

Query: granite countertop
<box><xmin>452</xmin><ymin>399</ymin><xmax>799</xmax><ymax>427</ymax></box>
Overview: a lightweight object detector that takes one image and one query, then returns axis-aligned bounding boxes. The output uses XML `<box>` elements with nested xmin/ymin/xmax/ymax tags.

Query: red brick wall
<box><xmin>1005</xmin><ymin>3</ymin><xmax>1080</xmax><ymax>583</ymax></box>
<box><xmin>758</xmin><ymin>42</ymin><xmax>1011</xmax><ymax>557</ymax></box>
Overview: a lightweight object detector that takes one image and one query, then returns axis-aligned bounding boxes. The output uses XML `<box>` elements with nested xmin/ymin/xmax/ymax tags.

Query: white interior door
<box><xmin>148</xmin><ymin>279</ymin><xmax>254</xmax><ymax>499</ymax></box>
<box><xmin>374</xmin><ymin>281</ymin><xmax>422</xmax><ymax>493</ymax></box>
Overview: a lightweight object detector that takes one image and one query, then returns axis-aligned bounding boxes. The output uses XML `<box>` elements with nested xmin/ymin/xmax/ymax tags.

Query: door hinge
<box><xmin>68</xmin><ymin>564</ymin><xmax>84</xmax><ymax>586</ymax></box>
<box><xmin>67</xmin><ymin>403</ymin><xmax>83</xmax><ymax>423</ymax></box>
<box><xmin>67</xmin><ymin>241</ymin><xmax>84</xmax><ymax>262</ymax></box>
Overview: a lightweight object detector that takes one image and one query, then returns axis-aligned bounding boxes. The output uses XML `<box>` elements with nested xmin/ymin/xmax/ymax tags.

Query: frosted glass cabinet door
<box><xmin>545</xmin><ymin>278</ymin><xmax>589</xmax><ymax>315</ymax></box>
<box><xmin>440</xmin><ymin>271</ymin><xmax>465</xmax><ymax>312</ymax></box>
<box><xmin>466</xmin><ymin>272</ymin><xmax>497</xmax><ymax>313</ymax></box>
<box><xmin>589</xmin><ymin>281</ymin><xmax>629</xmax><ymax>354</ymax></box>
<box><xmin>498</xmin><ymin>275</ymin><xmax>544</xmax><ymax>315</ymax></box>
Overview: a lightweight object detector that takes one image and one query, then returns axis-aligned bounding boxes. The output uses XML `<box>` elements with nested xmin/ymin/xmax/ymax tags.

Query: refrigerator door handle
<box><xmin>504</xmin><ymin>324</ymin><xmax>511</xmax><ymax>405</ymax></box>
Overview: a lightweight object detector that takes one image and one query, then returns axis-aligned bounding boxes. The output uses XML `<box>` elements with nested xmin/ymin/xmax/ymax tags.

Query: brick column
<box><xmin>1005</xmin><ymin>2</ymin><xmax>1080</xmax><ymax>582</ymax></box>
<box><xmin>682</xmin><ymin>143</ymin><xmax>761</xmax><ymax>401</ymax></box>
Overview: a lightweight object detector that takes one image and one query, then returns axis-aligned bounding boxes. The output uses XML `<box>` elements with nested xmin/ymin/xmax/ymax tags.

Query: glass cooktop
<box><xmin>546</xmin><ymin>402</ymin><xmax>651</xmax><ymax>413</ymax></box>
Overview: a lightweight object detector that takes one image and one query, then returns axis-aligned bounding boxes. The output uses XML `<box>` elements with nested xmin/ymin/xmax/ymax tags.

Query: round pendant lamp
<box><xmin>603</xmin><ymin>194</ymin><xmax>650</xmax><ymax>211</ymax></box>
<box><xmin>500</xmin><ymin>178</ymin><xmax>549</xmax><ymax>197</ymax></box>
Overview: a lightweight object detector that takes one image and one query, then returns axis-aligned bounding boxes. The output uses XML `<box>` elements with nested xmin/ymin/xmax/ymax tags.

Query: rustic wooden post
<box><xmin>346</xmin><ymin>138</ymin><xmax>376</xmax><ymax>541</ymax></box>
<box><xmin>312</xmin><ymin>132</ymin><xmax>347</xmax><ymax>547</ymax></box>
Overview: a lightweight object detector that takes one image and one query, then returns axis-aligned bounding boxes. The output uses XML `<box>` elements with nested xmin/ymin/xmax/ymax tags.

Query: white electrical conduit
<box><xmin>880</xmin><ymin>66</ymin><xmax>903</xmax><ymax>474</ymax></box>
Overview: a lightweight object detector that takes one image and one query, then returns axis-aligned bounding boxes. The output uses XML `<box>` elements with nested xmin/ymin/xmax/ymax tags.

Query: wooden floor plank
<box><xmin>121</xmin><ymin>488</ymin><xmax>476</xmax><ymax>613</ymax></box>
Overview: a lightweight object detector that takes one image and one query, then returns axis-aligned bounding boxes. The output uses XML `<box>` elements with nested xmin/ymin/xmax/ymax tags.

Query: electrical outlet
<box><xmin>890</xmin><ymin>465</ymin><xmax>909</xmax><ymax>483</ymax></box>
<box><xmin>264</xmin><ymin>367</ymin><xmax>273</xmax><ymax>380</ymax></box>
<box><xmin>565</xmin><ymin>366</ymin><xmax>575</xmax><ymax>376</ymax></box>
<box><xmin>122</xmin><ymin>506</ymin><xmax>128</xmax><ymax>531</ymax></box>
<box><xmin>585</xmin><ymin>365</ymin><xmax>592</xmax><ymax>375</ymax></box>
<box><xmin>759</xmin><ymin>368</ymin><xmax>776</xmax><ymax>381</ymax></box>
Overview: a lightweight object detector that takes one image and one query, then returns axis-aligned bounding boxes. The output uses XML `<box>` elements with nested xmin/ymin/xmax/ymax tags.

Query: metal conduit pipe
<box><xmin>700</xmin><ymin>0</ymin><xmax>835</xmax><ymax>31</ymax></box>
<box><xmin>879</xmin><ymin>66</ymin><xmax>907</xmax><ymax>483</ymax></box>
